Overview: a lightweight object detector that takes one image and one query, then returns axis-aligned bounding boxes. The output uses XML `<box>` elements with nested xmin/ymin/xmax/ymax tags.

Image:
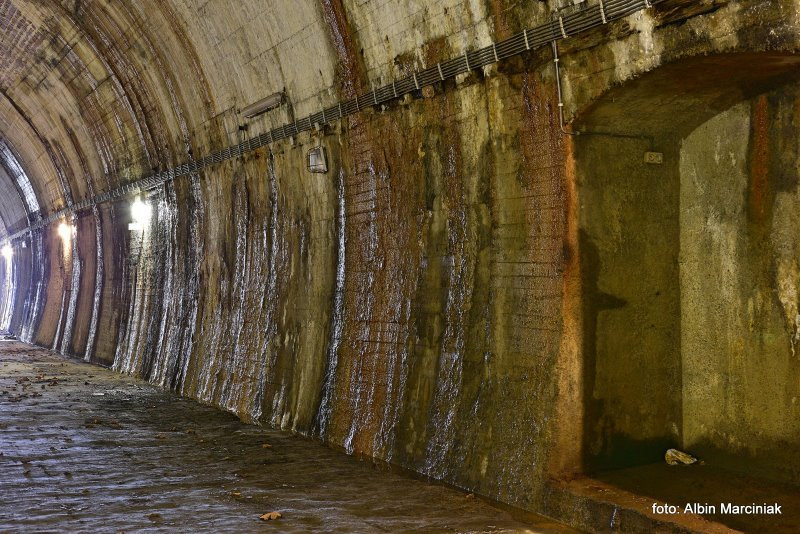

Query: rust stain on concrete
<box><xmin>748</xmin><ymin>94</ymin><xmax>770</xmax><ymax>226</ymax></box>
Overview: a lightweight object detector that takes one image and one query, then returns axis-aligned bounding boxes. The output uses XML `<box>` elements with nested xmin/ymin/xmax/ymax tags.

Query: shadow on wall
<box><xmin>572</xmin><ymin>52</ymin><xmax>800</xmax><ymax>481</ymax></box>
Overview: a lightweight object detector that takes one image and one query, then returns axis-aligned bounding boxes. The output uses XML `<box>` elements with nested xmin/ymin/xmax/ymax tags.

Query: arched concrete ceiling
<box><xmin>0</xmin><ymin>0</ymin><xmax>550</xmax><ymax>233</ymax></box>
<box><xmin>575</xmin><ymin>53</ymin><xmax>800</xmax><ymax>138</ymax></box>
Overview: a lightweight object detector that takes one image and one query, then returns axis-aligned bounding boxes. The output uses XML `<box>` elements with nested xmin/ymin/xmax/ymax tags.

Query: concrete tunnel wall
<box><xmin>0</xmin><ymin>0</ymin><xmax>799</xmax><ymax>521</ymax></box>
<box><xmin>680</xmin><ymin>92</ymin><xmax>800</xmax><ymax>484</ymax></box>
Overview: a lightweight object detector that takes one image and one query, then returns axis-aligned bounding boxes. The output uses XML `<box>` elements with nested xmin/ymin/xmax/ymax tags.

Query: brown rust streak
<box><xmin>319</xmin><ymin>0</ymin><xmax>373</xmax><ymax>448</ymax></box>
<box><xmin>319</xmin><ymin>0</ymin><xmax>422</xmax><ymax>456</ymax></box>
<box><xmin>320</xmin><ymin>0</ymin><xmax>365</xmax><ymax>99</ymax></box>
<box><xmin>748</xmin><ymin>94</ymin><xmax>770</xmax><ymax>225</ymax></box>
<box><xmin>519</xmin><ymin>58</ymin><xmax>572</xmax><ymax>476</ymax></box>
<box><xmin>488</xmin><ymin>0</ymin><xmax>513</xmax><ymax>40</ymax></box>
<box><xmin>552</xmin><ymin>136</ymin><xmax>583</xmax><ymax>477</ymax></box>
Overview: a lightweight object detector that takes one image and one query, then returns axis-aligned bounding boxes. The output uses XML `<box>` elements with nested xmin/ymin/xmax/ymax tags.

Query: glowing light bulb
<box><xmin>57</xmin><ymin>222</ymin><xmax>72</xmax><ymax>241</ymax></box>
<box><xmin>1</xmin><ymin>244</ymin><xmax>12</xmax><ymax>261</ymax></box>
<box><xmin>130</xmin><ymin>196</ymin><xmax>152</xmax><ymax>231</ymax></box>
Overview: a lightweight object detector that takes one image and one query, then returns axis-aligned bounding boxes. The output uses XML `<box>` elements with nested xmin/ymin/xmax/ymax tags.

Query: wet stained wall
<box><xmin>0</xmin><ymin>0</ymin><xmax>577</xmax><ymax>511</ymax></box>
<box><xmin>680</xmin><ymin>89</ymin><xmax>800</xmax><ymax>483</ymax></box>
<box><xmin>574</xmin><ymin>77</ymin><xmax>800</xmax><ymax>483</ymax></box>
<box><xmin>566</xmin><ymin>0</ymin><xmax>800</xmax><ymax>485</ymax></box>
<box><xmin>576</xmin><ymin>131</ymin><xmax>681</xmax><ymax>471</ymax></box>
<box><xmin>1</xmin><ymin>0</ymin><xmax>800</xmax><ymax>525</ymax></box>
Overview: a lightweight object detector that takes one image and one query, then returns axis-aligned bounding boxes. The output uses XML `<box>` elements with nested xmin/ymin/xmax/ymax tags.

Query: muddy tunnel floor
<box><xmin>0</xmin><ymin>341</ymin><xmax>573</xmax><ymax>533</ymax></box>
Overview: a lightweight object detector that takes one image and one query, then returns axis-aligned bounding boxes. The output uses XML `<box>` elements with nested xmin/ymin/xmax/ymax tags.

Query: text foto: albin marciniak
<box><xmin>652</xmin><ymin>502</ymin><xmax>783</xmax><ymax>515</ymax></box>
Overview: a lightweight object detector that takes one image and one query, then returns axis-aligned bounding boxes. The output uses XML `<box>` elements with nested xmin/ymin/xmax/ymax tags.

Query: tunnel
<box><xmin>1</xmin><ymin>0</ymin><xmax>800</xmax><ymax>532</ymax></box>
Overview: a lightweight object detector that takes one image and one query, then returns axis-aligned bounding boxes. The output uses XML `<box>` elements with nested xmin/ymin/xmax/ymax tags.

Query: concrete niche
<box><xmin>573</xmin><ymin>52</ymin><xmax>800</xmax><ymax>483</ymax></box>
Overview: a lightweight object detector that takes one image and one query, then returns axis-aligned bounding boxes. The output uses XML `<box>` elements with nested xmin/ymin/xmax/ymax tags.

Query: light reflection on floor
<box><xmin>0</xmin><ymin>341</ymin><xmax>572</xmax><ymax>533</ymax></box>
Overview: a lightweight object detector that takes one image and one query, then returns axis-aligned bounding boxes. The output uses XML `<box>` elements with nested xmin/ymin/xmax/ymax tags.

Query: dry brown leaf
<box><xmin>259</xmin><ymin>512</ymin><xmax>282</xmax><ymax>521</ymax></box>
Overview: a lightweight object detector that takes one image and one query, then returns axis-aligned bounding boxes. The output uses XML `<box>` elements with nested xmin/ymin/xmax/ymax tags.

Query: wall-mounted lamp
<box><xmin>57</xmin><ymin>222</ymin><xmax>73</xmax><ymax>241</ymax></box>
<box><xmin>129</xmin><ymin>196</ymin><xmax>152</xmax><ymax>232</ymax></box>
<box><xmin>2</xmin><ymin>244</ymin><xmax>12</xmax><ymax>261</ymax></box>
<box><xmin>241</xmin><ymin>91</ymin><xmax>285</xmax><ymax>119</ymax></box>
<box><xmin>307</xmin><ymin>146</ymin><xmax>328</xmax><ymax>174</ymax></box>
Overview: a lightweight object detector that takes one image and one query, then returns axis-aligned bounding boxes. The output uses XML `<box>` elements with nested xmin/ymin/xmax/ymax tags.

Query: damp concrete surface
<box><xmin>0</xmin><ymin>341</ymin><xmax>574</xmax><ymax>533</ymax></box>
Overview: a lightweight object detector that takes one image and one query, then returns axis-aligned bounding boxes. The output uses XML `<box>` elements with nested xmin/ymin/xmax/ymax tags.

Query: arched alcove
<box><xmin>573</xmin><ymin>52</ymin><xmax>800</xmax><ymax>482</ymax></box>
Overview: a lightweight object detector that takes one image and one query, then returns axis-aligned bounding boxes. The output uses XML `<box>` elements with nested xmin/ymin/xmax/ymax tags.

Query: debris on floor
<box><xmin>665</xmin><ymin>448</ymin><xmax>699</xmax><ymax>466</ymax></box>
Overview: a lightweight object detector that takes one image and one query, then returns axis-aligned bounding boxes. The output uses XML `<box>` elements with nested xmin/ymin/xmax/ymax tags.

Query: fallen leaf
<box><xmin>259</xmin><ymin>512</ymin><xmax>282</xmax><ymax>521</ymax></box>
<box><xmin>261</xmin><ymin>443</ymin><xmax>272</xmax><ymax>449</ymax></box>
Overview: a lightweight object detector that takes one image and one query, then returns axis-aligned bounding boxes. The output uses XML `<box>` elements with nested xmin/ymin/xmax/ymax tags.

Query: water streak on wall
<box><xmin>58</xmin><ymin>224</ymin><xmax>82</xmax><ymax>356</ymax></box>
<box><xmin>19</xmin><ymin>231</ymin><xmax>44</xmax><ymax>343</ymax></box>
<box><xmin>0</xmin><ymin>257</ymin><xmax>14</xmax><ymax>330</ymax></box>
<box><xmin>316</xmin><ymin>168</ymin><xmax>347</xmax><ymax>439</ymax></box>
<box><xmin>84</xmin><ymin>205</ymin><xmax>104</xmax><ymax>361</ymax></box>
